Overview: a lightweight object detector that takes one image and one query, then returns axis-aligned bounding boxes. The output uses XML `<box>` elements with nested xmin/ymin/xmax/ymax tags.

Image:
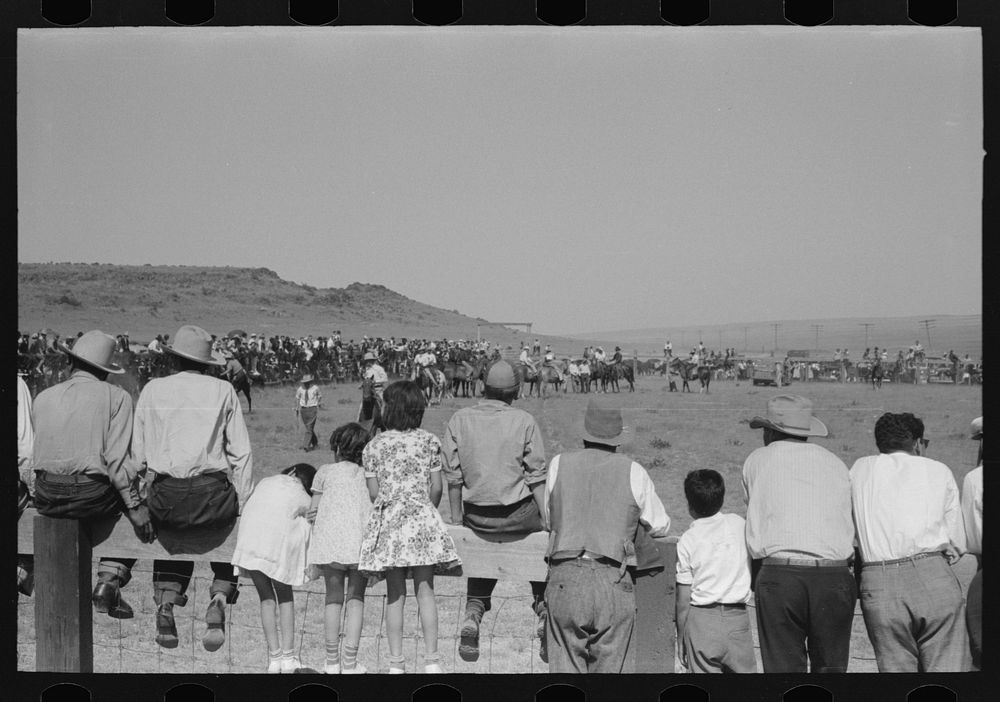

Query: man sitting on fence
<box><xmin>26</xmin><ymin>330</ymin><xmax>155</xmax><ymax>617</ymax></box>
<box><xmin>132</xmin><ymin>324</ymin><xmax>253</xmax><ymax>652</ymax></box>
<box><xmin>443</xmin><ymin>360</ymin><xmax>550</xmax><ymax>662</ymax></box>
<box><xmin>543</xmin><ymin>398</ymin><xmax>671</xmax><ymax>673</ymax></box>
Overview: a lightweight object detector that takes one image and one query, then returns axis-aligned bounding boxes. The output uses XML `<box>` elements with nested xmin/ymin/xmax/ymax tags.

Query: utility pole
<box><xmin>919</xmin><ymin>319</ymin><xmax>935</xmax><ymax>350</ymax></box>
<box><xmin>810</xmin><ymin>324</ymin><xmax>823</xmax><ymax>351</ymax></box>
<box><xmin>771</xmin><ymin>323</ymin><xmax>781</xmax><ymax>351</ymax></box>
<box><xmin>859</xmin><ymin>323</ymin><xmax>874</xmax><ymax>350</ymax></box>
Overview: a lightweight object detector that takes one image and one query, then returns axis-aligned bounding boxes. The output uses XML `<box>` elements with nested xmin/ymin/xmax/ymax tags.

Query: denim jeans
<box><xmin>860</xmin><ymin>554</ymin><xmax>971</xmax><ymax>672</ymax></box>
<box><xmin>545</xmin><ymin>558</ymin><xmax>635</xmax><ymax>673</ymax></box>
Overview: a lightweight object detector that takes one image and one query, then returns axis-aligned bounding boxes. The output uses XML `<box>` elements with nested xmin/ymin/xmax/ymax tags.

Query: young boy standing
<box><xmin>675</xmin><ymin>469</ymin><xmax>756</xmax><ymax>673</ymax></box>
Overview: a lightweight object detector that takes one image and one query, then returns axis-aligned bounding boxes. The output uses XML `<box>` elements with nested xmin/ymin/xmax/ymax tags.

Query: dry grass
<box><xmin>17</xmin><ymin>375</ymin><xmax>981</xmax><ymax>673</ymax></box>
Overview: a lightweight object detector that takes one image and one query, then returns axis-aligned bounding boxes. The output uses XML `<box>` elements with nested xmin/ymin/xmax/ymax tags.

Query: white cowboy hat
<box><xmin>58</xmin><ymin>330</ymin><xmax>125</xmax><ymax>375</ymax></box>
<box><xmin>162</xmin><ymin>325</ymin><xmax>226</xmax><ymax>366</ymax></box>
<box><xmin>748</xmin><ymin>395</ymin><xmax>828</xmax><ymax>438</ymax></box>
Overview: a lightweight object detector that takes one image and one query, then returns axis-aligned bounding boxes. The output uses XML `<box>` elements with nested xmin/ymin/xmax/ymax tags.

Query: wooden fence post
<box><xmin>34</xmin><ymin>515</ymin><xmax>93</xmax><ymax>673</ymax></box>
<box><xmin>633</xmin><ymin>537</ymin><xmax>677</xmax><ymax>673</ymax></box>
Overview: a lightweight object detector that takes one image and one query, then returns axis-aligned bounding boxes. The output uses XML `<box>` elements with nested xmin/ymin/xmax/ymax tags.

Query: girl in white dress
<box><xmin>231</xmin><ymin>463</ymin><xmax>316</xmax><ymax>673</ymax></box>
<box><xmin>307</xmin><ymin>423</ymin><xmax>373</xmax><ymax>674</ymax></box>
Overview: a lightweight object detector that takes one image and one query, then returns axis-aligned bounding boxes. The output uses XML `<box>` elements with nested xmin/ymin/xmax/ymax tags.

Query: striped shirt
<box><xmin>742</xmin><ymin>440</ymin><xmax>854</xmax><ymax>560</ymax></box>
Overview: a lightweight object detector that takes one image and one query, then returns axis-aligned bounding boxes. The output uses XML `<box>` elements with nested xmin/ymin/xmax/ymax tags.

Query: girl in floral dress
<box><xmin>358</xmin><ymin>380</ymin><xmax>461</xmax><ymax>674</ymax></box>
<box><xmin>307</xmin><ymin>422</ymin><xmax>373</xmax><ymax>674</ymax></box>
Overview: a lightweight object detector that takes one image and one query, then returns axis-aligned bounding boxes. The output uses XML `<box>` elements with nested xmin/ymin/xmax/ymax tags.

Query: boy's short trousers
<box><xmin>682</xmin><ymin>603</ymin><xmax>757</xmax><ymax>673</ymax></box>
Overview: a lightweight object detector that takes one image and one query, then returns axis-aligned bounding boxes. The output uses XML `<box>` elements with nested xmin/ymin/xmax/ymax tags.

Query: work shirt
<box><xmin>132</xmin><ymin>371</ymin><xmax>253</xmax><ymax>509</ymax></box>
<box><xmin>544</xmin><ymin>453</ymin><xmax>670</xmax><ymax>536</ymax></box>
<box><xmin>849</xmin><ymin>452</ymin><xmax>966</xmax><ymax>562</ymax></box>
<box><xmin>676</xmin><ymin>512</ymin><xmax>752</xmax><ymax>606</ymax></box>
<box><xmin>742</xmin><ymin>440</ymin><xmax>855</xmax><ymax>560</ymax></box>
<box><xmin>30</xmin><ymin>369</ymin><xmax>140</xmax><ymax>508</ymax></box>
<box><xmin>296</xmin><ymin>384</ymin><xmax>322</xmax><ymax>408</ymax></box>
<box><xmin>443</xmin><ymin>399</ymin><xmax>547</xmax><ymax>505</ymax></box>
<box><xmin>363</xmin><ymin>364</ymin><xmax>388</xmax><ymax>385</ymax></box>
<box><xmin>962</xmin><ymin>465</ymin><xmax>983</xmax><ymax>556</ymax></box>
<box><xmin>17</xmin><ymin>375</ymin><xmax>34</xmax><ymax>484</ymax></box>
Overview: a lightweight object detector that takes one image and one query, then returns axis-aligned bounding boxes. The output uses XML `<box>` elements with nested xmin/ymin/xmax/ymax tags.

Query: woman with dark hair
<box><xmin>231</xmin><ymin>463</ymin><xmax>317</xmax><ymax>673</ymax></box>
<box><xmin>358</xmin><ymin>380</ymin><xmax>461</xmax><ymax>673</ymax></box>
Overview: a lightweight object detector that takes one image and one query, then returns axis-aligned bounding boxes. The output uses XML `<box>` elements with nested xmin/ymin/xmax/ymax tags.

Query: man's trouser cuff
<box><xmin>209</xmin><ymin>579</ymin><xmax>240</xmax><ymax>605</ymax></box>
<box><xmin>97</xmin><ymin>558</ymin><xmax>136</xmax><ymax>587</ymax></box>
<box><xmin>154</xmin><ymin>585</ymin><xmax>189</xmax><ymax>607</ymax></box>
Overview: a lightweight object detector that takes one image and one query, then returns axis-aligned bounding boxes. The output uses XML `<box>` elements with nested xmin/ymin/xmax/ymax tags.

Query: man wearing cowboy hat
<box><xmin>443</xmin><ymin>360</ymin><xmax>550</xmax><ymax>663</ymax></box>
<box><xmin>27</xmin><ymin>330</ymin><xmax>155</xmax><ymax>617</ymax></box>
<box><xmin>742</xmin><ymin>395</ymin><xmax>856</xmax><ymax>673</ymax></box>
<box><xmin>962</xmin><ymin>416</ymin><xmax>983</xmax><ymax>669</ymax></box>
<box><xmin>295</xmin><ymin>372</ymin><xmax>322</xmax><ymax>451</ymax></box>
<box><xmin>542</xmin><ymin>398</ymin><xmax>671</xmax><ymax>673</ymax></box>
<box><xmin>361</xmin><ymin>350</ymin><xmax>388</xmax><ymax>404</ymax></box>
<box><xmin>132</xmin><ymin>325</ymin><xmax>253</xmax><ymax>651</ymax></box>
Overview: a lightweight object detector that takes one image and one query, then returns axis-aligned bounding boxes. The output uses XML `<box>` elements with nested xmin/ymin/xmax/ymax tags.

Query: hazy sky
<box><xmin>18</xmin><ymin>27</ymin><xmax>982</xmax><ymax>335</ymax></box>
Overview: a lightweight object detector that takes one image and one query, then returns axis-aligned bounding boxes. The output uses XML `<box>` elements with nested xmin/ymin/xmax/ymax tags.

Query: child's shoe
<box><xmin>423</xmin><ymin>653</ymin><xmax>443</xmax><ymax>673</ymax></box>
<box><xmin>323</xmin><ymin>663</ymin><xmax>341</xmax><ymax>674</ymax></box>
<box><xmin>341</xmin><ymin>663</ymin><xmax>367</xmax><ymax>674</ymax></box>
<box><xmin>280</xmin><ymin>649</ymin><xmax>301</xmax><ymax>673</ymax></box>
<box><xmin>267</xmin><ymin>649</ymin><xmax>282</xmax><ymax>674</ymax></box>
<box><xmin>387</xmin><ymin>654</ymin><xmax>406</xmax><ymax>674</ymax></box>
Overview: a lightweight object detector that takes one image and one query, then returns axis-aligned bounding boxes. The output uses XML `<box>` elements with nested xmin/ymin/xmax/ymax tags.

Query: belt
<box><xmin>861</xmin><ymin>551</ymin><xmax>944</xmax><ymax>569</ymax></box>
<box><xmin>762</xmin><ymin>557</ymin><xmax>850</xmax><ymax>568</ymax></box>
<box><xmin>150</xmin><ymin>470</ymin><xmax>228</xmax><ymax>484</ymax></box>
<box><xmin>36</xmin><ymin>471</ymin><xmax>109</xmax><ymax>485</ymax></box>
<box><xmin>692</xmin><ymin>602</ymin><xmax>747</xmax><ymax>610</ymax></box>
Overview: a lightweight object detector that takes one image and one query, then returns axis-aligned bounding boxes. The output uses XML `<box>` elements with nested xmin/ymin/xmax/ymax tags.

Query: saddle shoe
<box><xmin>202</xmin><ymin>598</ymin><xmax>227</xmax><ymax>652</ymax></box>
<box><xmin>155</xmin><ymin>603</ymin><xmax>179</xmax><ymax>649</ymax></box>
<box><xmin>92</xmin><ymin>581</ymin><xmax>134</xmax><ymax>619</ymax></box>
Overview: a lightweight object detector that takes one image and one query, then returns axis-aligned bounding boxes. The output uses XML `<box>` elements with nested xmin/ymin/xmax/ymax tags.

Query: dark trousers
<box><xmin>32</xmin><ymin>472</ymin><xmax>137</xmax><ymax>585</ymax></box>
<box><xmin>463</xmin><ymin>497</ymin><xmax>546</xmax><ymax>613</ymax></box>
<box><xmin>147</xmin><ymin>472</ymin><xmax>240</xmax><ymax>605</ymax></box>
<box><xmin>754</xmin><ymin>564</ymin><xmax>857</xmax><ymax>673</ymax></box>
<box><xmin>967</xmin><ymin>562</ymin><xmax>982</xmax><ymax>669</ymax></box>
<box><xmin>299</xmin><ymin>405</ymin><xmax>318</xmax><ymax>450</ymax></box>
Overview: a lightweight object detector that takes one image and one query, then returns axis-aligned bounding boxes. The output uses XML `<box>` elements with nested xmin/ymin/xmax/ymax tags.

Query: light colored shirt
<box><xmin>364</xmin><ymin>364</ymin><xmax>388</xmax><ymax>384</ymax></box>
<box><xmin>544</xmin><ymin>453</ymin><xmax>670</xmax><ymax>537</ymax></box>
<box><xmin>961</xmin><ymin>464</ymin><xmax>983</xmax><ymax>556</ymax></box>
<box><xmin>17</xmin><ymin>376</ymin><xmax>34</xmax><ymax>482</ymax></box>
<box><xmin>296</xmin><ymin>384</ymin><xmax>322</xmax><ymax>407</ymax></box>
<box><xmin>676</xmin><ymin>512</ymin><xmax>752</xmax><ymax>606</ymax></box>
<box><xmin>442</xmin><ymin>400</ymin><xmax>547</xmax><ymax>506</ymax></box>
<box><xmin>147</xmin><ymin>339</ymin><xmax>160</xmax><ymax>352</ymax></box>
<box><xmin>132</xmin><ymin>371</ymin><xmax>253</xmax><ymax>509</ymax></box>
<box><xmin>849</xmin><ymin>452</ymin><xmax>966</xmax><ymax>562</ymax></box>
<box><xmin>30</xmin><ymin>370</ymin><xmax>139</xmax><ymax>508</ymax></box>
<box><xmin>742</xmin><ymin>440</ymin><xmax>855</xmax><ymax>560</ymax></box>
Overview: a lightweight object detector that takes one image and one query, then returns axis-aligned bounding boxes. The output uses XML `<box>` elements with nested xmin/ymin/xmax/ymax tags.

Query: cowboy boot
<box><xmin>458</xmin><ymin>602</ymin><xmax>486</xmax><ymax>662</ymax></box>
<box><xmin>92</xmin><ymin>579</ymin><xmax>134</xmax><ymax>619</ymax></box>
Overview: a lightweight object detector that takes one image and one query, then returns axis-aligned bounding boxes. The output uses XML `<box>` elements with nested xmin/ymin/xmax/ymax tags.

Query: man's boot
<box><xmin>92</xmin><ymin>578</ymin><xmax>134</xmax><ymax>619</ymax></box>
<box><xmin>203</xmin><ymin>595</ymin><xmax>227</xmax><ymax>652</ymax></box>
<box><xmin>156</xmin><ymin>602</ymin><xmax>179</xmax><ymax>649</ymax></box>
<box><xmin>534</xmin><ymin>602</ymin><xmax>549</xmax><ymax>664</ymax></box>
<box><xmin>458</xmin><ymin>602</ymin><xmax>485</xmax><ymax>662</ymax></box>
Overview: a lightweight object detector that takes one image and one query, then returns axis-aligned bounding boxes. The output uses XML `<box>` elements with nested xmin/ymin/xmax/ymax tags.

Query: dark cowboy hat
<box><xmin>57</xmin><ymin>330</ymin><xmax>125</xmax><ymax>375</ymax></box>
<box><xmin>748</xmin><ymin>395</ymin><xmax>828</xmax><ymax>438</ymax></box>
<box><xmin>580</xmin><ymin>398</ymin><xmax>628</xmax><ymax>446</ymax></box>
<box><xmin>163</xmin><ymin>325</ymin><xmax>226</xmax><ymax>367</ymax></box>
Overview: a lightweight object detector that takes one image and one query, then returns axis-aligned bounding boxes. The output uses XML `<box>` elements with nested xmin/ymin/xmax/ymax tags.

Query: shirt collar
<box><xmin>692</xmin><ymin>512</ymin><xmax>725</xmax><ymax>526</ymax></box>
<box><xmin>70</xmin><ymin>368</ymin><xmax>101</xmax><ymax>382</ymax></box>
<box><xmin>475</xmin><ymin>399</ymin><xmax>511</xmax><ymax>410</ymax></box>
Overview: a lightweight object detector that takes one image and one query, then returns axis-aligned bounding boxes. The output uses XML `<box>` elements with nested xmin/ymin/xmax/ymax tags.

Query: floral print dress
<box><xmin>358</xmin><ymin>429</ymin><xmax>461</xmax><ymax>576</ymax></box>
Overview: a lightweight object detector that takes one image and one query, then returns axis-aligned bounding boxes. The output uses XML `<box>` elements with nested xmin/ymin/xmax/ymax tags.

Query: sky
<box><xmin>17</xmin><ymin>26</ymin><xmax>983</xmax><ymax>335</ymax></box>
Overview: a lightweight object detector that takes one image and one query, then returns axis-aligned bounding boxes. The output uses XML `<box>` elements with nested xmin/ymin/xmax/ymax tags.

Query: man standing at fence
<box><xmin>443</xmin><ymin>360</ymin><xmax>550</xmax><ymax>662</ymax></box>
<box><xmin>132</xmin><ymin>324</ymin><xmax>253</xmax><ymax>651</ymax></box>
<box><xmin>27</xmin><ymin>330</ymin><xmax>155</xmax><ymax>617</ymax></box>
<box><xmin>543</xmin><ymin>398</ymin><xmax>671</xmax><ymax>673</ymax></box>
<box><xmin>963</xmin><ymin>416</ymin><xmax>983</xmax><ymax>669</ymax></box>
<box><xmin>849</xmin><ymin>412</ymin><xmax>969</xmax><ymax>671</ymax></box>
<box><xmin>742</xmin><ymin>395</ymin><xmax>856</xmax><ymax>673</ymax></box>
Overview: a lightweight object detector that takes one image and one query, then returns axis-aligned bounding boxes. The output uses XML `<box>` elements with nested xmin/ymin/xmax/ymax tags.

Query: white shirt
<box><xmin>17</xmin><ymin>376</ymin><xmax>34</xmax><ymax>482</ymax></box>
<box><xmin>849</xmin><ymin>452</ymin><xmax>966</xmax><ymax>562</ymax></box>
<box><xmin>961</xmin><ymin>464</ymin><xmax>983</xmax><ymax>556</ymax></box>
<box><xmin>544</xmin><ymin>453</ymin><xmax>671</xmax><ymax>537</ymax></box>
<box><xmin>676</xmin><ymin>512</ymin><xmax>752</xmax><ymax>606</ymax></box>
<box><xmin>364</xmin><ymin>364</ymin><xmax>388</xmax><ymax>384</ymax></box>
<box><xmin>519</xmin><ymin>349</ymin><xmax>531</xmax><ymax>363</ymax></box>
<box><xmin>296</xmin><ymin>384</ymin><xmax>322</xmax><ymax>408</ymax></box>
<box><xmin>147</xmin><ymin>339</ymin><xmax>160</xmax><ymax>352</ymax></box>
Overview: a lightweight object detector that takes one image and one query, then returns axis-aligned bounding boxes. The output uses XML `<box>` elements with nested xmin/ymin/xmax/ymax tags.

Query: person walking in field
<box><xmin>543</xmin><ymin>398</ymin><xmax>671</xmax><ymax>673</ymax></box>
<box><xmin>963</xmin><ymin>416</ymin><xmax>983</xmax><ymax>669</ymax></box>
<box><xmin>132</xmin><ymin>324</ymin><xmax>253</xmax><ymax>652</ymax></box>
<box><xmin>358</xmin><ymin>381</ymin><xmax>461</xmax><ymax>673</ymax></box>
<box><xmin>849</xmin><ymin>412</ymin><xmax>969</xmax><ymax>672</ymax></box>
<box><xmin>308</xmin><ymin>423</ymin><xmax>374</xmax><ymax>674</ymax></box>
<box><xmin>442</xmin><ymin>360</ymin><xmax>550</xmax><ymax>663</ymax></box>
<box><xmin>295</xmin><ymin>373</ymin><xmax>322</xmax><ymax>451</ymax></box>
<box><xmin>675</xmin><ymin>469</ymin><xmax>756</xmax><ymax>674</ymax></box>
<box><xmin>26</xmin><ymin>330</ymin><xmax>155</xmax><ymax>617</ymax></box>
<box><xmin>742</xmin><ymin>395</ymin><xmax>856</xmax><ymax>673</ymax></box>
<box><xmin>231</xmin><ymin>463</ymin><xmax>316</xmax><ymax>673</ymax></box>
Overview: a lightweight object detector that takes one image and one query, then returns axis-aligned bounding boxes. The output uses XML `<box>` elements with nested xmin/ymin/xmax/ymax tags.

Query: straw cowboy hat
<box><xmin>57</xmin><ymin>330</ymin><xmax>125</xmax><ymax>375</ymax></box>
<box><xmin>970</xmin><ymin>416</ymin><xmax>983</xmax><ymax>440</ymax></box>
<box><xmin>748</xmin><ymin>395</ymin><xmax>828</xmax><ymax>438</ymax></box>
<box><xmin>580</xmin><ymin>397</ymin><xmax>628</xmax><ymax>446</ymax></box>
<box><xmin>362</xmin><ymin>351</ymin><xmax>379</xmax><ymax>363</ymax></box>
<box><xmin>300</xmin><ymin>373</ymin><xmax>315</xmax><ymax>384</ymax></box>
<box><xmin>162</xmin><ymin>325</ymin><xmax>226</xmax><ymax>367</ymax></box>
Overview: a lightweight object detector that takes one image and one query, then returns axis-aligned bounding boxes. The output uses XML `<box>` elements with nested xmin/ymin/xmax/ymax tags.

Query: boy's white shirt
<box><xmin>676</xmin><ymin>512</ymin><xmax>752</xmax><ymax>606</ymax></box>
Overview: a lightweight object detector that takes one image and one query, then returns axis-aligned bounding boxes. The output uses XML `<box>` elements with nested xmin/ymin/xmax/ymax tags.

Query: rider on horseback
<box><xmin>519</xmin><ymin>345</ymin><xmax>538</xmax><ymax>374</ymax></box>
<box><xmin>361</xmin><ymin>351</ymin><xmax>388</xmax><ymax>413</ymax></box>
<box><xmin>543</xmin><ymin>350</ymin><xmax>564</xmax><ymax>383</ymax></box>
<box><xmin>415</xmin><ymin>345</ymin><xmax>439</xmax><ymax>389</ymax></box>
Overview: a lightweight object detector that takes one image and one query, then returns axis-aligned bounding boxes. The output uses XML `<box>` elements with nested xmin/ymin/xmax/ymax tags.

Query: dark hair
<box><xmin>282</xmin><ymin>463</ymin><xmax>317</xmax><ymax>494</ymax></box>
<box><xmin>381</xmin><ymin>380</ymin><xmax>426</xmax><ymax>431</ymax></box>
<box><xmin>329</xmin><ymin>422</ymin><xmax>371</xmax><ymax>464</ymax></box>
<box><xmin>684</xmin><ymin>469</ymin><xmax>725</xmax><ymax>518</ymax></box>
<box><xmin>483</xmin><ymin>383</ymin><xmax>518</xmax><ymax>404</ymax></box>
<box><xmin>874</xmin><ymin>412</ymin><xmax>923</xmax><ymax>453</ymax></box>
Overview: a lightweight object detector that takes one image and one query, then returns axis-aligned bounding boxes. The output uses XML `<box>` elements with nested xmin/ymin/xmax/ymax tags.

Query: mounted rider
<box><xmin>542</xmin><ymin>350</ymin><xmax>564</xmax><ymax>384</ymax></box>
<box><xmin>414</xmin><ymin>344</ymin><xmax>439</xmax><ymax>388</ymax></box>
<box><xmin>519</xmin><ymin>344</ymin><xmax>538</xmax><ymax>375</ymax></box>
<box><xmin>361</xmin><ymin>351</ymin><xmax>388</xmax><ymax>412</ymax></box>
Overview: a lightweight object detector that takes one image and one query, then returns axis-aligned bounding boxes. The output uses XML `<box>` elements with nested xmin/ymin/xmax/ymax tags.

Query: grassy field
<box><xmin>17</xmin><ymin>373</ymin><xmax>981</xmax><ymax>673</ymax></box>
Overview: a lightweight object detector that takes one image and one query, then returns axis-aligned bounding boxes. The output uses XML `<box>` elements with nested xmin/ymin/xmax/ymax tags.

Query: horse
<box><xmin>444</xmin><ymin>359</ymin><xmax>479</xmax><ymax>398</ymax></box>
<box><xmin>412</xmin><ymin>365</ymin><xmax>446</xmax><ymax>404</ymax></box>
<box><xmin>537</xmin><ymin>363</ymin><xmax>565</xmax><ymax>397</ymax></box>
<box><xmin>357</xmin><ymin>376</ymin><xmax>385</xmax><ymax>434</ymax></box>
<box><xmin>221</xmin><ymin>366</ymin><xmax>253</xmax><ymax>413</ymax></box>
<box><xmin>607</xmin><ymin>363</ymin><xmax>635</xmax><ymax>393</ymax></box>
<box><xmin>870</xmin><ymin>359</ymin><xmax>884</xmax><ymax>390</ymax></box>
<box><xmin>670</xmin><ymin>358</ymin><xmax>711</xmax><ymax>394</ymax></box>
<box><xmin>515</xmin><ymin>362</ymin><xmax>542</xmax><ymax>398</ymax></box>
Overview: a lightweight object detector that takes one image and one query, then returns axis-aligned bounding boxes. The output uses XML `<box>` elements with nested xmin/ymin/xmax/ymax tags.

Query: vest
<box><xmin>546</xmin><ymin>449</ymin><xmax>663</xmax><ymax>571</ymax></box>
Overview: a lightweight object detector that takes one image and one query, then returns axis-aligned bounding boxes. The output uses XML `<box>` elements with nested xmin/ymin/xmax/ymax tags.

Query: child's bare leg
<box><xmin>385</xmin><ymin>568</ymin><xmax>407</xmax><ymax>661</ymax></box>
<box><xmin>323</xmin><ymin>567</ymin><xmax>347</xmax><ymax>669</ymax></box>
<box><xmin>273</xmin><ymin>581</ymin><xmax>296</xmax><ymax>655</ymax></box>
<box><xmin>412</xmin><ymin>565</ymin><xmax>439</xmax><ymax>664</ymax></box>
<box><xmin>248</xmin><ymin>570</ymin><xmax>280</xmax><ymax>654</ymax></box>
<box><xmin>342</xmin><ymin>568</ymin><xmax>367</xmax><ymax>670</ymax></box>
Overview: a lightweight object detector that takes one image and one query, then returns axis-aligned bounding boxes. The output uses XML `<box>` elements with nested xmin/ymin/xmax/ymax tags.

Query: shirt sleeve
<box><xmin>441</xmin><ymin>418</ymin><xmax>463</xmax><ymax>485</ymax></box>
<box><xmin>943</xmin><ymin>468</ymin><xmax>967</xmax><ymax>554</ymax></box>
<box><xmin>544</xmin><ymin>454</ymin><xmax>560</xmax><ymax>518</ymax></box>
<box><xmin>522</xmin><ymin>417</ymin><xmax>548</xmax><ymax>486</ymax></box>
<box><xmin>674</xmin><ymin>533</ymin><xmax>693</xmax><ymax>585</ymax></box>
<box><xmin>223</xmin><ymin>386</ymin><xmax>254</xmax><ymax>508</ymax></box>
<box><xmin>630</xmin><ymin>462</ymin><xmax>671</xmax><ymax>537</ymax></box>
<box><xmin>312</xmin><ymin>467</ymin><xmax>326</xmax><ymax>494</ymax></box>
<box><xmin>105</xmin><ymin>390</ymin><xmax>140</xmax><ymax>509</ymax></box>
<box><xmin>962</xmin><ymin>469</ymin><xmax>983</xmax><ymax>555</ymax></box>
